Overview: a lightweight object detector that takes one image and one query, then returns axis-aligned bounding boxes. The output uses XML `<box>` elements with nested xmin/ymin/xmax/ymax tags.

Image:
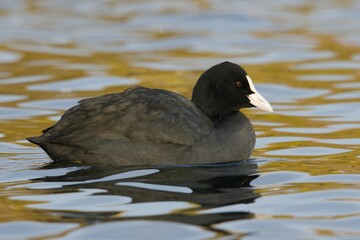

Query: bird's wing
<box><xmin>42</xmin><ymin>87</ymin><xmax>213</xmax><ymax>147</ymax></box>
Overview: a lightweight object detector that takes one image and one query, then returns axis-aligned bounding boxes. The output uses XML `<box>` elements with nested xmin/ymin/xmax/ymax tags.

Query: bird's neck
<box><xmin>191</xmin><ymin>94</ymin><xmax>234</xmax><ymax>125</ymax></box>
<box><xmin>191</xmin><ymin>76</ymin><xmax>235</xmax><ymax>124</ymax></box>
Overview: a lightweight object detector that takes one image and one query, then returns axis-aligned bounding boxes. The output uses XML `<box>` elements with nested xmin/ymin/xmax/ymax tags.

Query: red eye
<box><xmin>236</xmin><ymin>81</ymin><xmax>242</xmax><ymax>88</ymax></box>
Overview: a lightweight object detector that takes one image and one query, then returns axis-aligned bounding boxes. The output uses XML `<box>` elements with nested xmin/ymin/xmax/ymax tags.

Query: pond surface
<box><xmin>0</xmin><ymin>0</ymin><xmax>359</xmax><ymax>239</ymax></box>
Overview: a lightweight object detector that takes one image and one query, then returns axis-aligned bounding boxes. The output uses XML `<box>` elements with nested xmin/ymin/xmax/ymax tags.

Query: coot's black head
<box><xmin>191</xmin><ymin>61</ymin><xmax>272</xmax><ymax>120</ymax></box>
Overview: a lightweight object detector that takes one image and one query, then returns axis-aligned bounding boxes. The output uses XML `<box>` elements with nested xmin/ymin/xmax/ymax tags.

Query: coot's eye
<box><xmin>235</xmin><ymin>81</ymin><xmax>242</xmax><ymax>88</ymax></box>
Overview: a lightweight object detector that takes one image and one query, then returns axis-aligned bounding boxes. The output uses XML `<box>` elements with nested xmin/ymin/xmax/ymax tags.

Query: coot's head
<box><xmin>191</xmin><ymin>61</ymin><xmax>273</xmax><ymax>119</ymax></box>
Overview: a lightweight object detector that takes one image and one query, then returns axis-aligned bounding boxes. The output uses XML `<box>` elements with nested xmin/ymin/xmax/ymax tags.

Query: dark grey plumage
<box><xmin>28</xmin><ymin>62</ymin><xmax>272</xmax><ymax>166</ymax></box>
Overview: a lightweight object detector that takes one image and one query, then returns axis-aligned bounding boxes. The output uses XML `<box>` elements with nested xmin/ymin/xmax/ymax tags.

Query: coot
<box><xmin>28</xmin><ymin>61</ymin><xmax>273</xmax><ymax>165</ymax></box>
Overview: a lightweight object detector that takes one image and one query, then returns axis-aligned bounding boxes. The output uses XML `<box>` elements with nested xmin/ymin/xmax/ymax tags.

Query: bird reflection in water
<box><xmin>35</xmin><ymin>160</ymin><xmax>260</xmax><ymax>227</ymax></box>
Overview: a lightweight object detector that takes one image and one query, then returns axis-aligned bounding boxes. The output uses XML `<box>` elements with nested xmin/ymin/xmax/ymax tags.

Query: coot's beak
<box><xmin>246</xmin><ymin>75</ymin><xmax>273</xmax><ymax>112</ymax></box>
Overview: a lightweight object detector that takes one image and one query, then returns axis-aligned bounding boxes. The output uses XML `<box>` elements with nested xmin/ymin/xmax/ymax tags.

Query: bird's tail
<box><xmin>27</xmin><ymin>136</ymin><xmax>44</xmax><ymax>146</ymax></box>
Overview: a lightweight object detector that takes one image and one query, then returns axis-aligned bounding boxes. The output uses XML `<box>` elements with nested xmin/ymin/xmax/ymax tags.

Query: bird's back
<box><xmin>28</xmin><ymin>87</ymin><xmax>214</xmax><ymax>165</ymax></box>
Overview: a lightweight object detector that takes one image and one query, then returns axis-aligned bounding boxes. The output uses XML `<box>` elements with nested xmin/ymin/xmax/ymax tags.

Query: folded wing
<box><xmin>39</xmin><ymin>87</ymin><xmax>213</xmax><ymax>149</ymax></box>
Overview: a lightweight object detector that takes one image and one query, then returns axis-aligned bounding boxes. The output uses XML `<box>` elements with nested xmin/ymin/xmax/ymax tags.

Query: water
<box><xmin>0</xmin><ymin>0</ymin><xmax>359</xmax><ymax>239</ymax></box>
